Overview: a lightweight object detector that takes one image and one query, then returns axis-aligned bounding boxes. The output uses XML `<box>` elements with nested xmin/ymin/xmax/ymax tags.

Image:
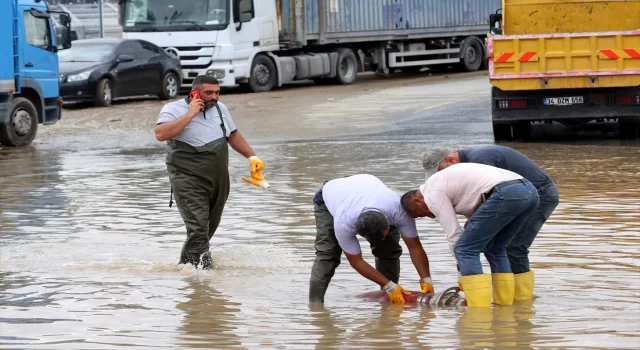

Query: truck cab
<box><xmin>0</xmin><ymin>0</ymin><xmax>72</xmax><ymax>147</ymax></box>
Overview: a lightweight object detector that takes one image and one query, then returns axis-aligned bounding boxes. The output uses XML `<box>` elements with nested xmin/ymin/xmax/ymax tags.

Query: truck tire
<box><xmin>0</xmin><ymin>97</ymin><xmax>39</xmax><ymax>147</ymax></box>
<box><xmin>95</xmin><ymin>78</ymin><xmax>113</xmax><ymax>107</ymax></box>
<box><xmin>158</xmin><ymin>72</ymin><xmax>179</xmax><ymax>100</ymax></box>
<box><xmin>333</xmin><ymin>48</ymin><xmax>358</xmax><ymax>85</ymax></box>
<box><xmin>513</xmin><ymin>121</ymin><xmax>531</xmax><ymax>140</ymax></box>
<box><xmin>247</xmin><ymin>55</ymin><xmax>277</xmax><ymax>92</ymax></box>
<box><xmin>492</xmin><ymin>122</ymin><xmax>512</xmax><ymax>142</ymax></box>
<box><xmin>619</xmin><ymin>120</ymin><xmax>640</xmax><ymax>138</ymax></box>
<box><xmin>458</xmin><ymin>37</ymin><xmax>483</xmax><ymax>72</ymax></box>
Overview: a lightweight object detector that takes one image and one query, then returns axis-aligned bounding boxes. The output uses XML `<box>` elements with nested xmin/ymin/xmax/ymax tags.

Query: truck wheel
<box><xmin>458</xmin><ymin>37</ymin><xmax>483</xmax><ymax>72</ymax></box>
<box><xmin>95</xmin><ymin>78</ymin><xmax>113</xmax><ymax>107</ymax></box>
<box><xmin>620</xmin><ymin>121</ymin><xmax>640</xmax><ymax>138</ymax></box>
<box><xmin>158</xmin><ymin>72</ymin><xmax>179</xmax><ymax>100</ymax></box>
<box><xmin>248</xmin><ymin>55</ymin><xmax>276</xmax><ymax>92</ymax></box>
<box><xmin>492</xmin><ymin>122</ymin><xmax>512</xmax><ymax>142</ymax></box>
<box><xmin>513</xmin><ymin>121</ymin><xmax>531</xmax><ymax>140</ymax></box>
<box><xmin>0</xmin><ymin>97</ymin><xmax>39</xmax><ymax>147</ymax></box>
<box><xmin>333</xmin><ymin>48</ymin><xmax>358</xmax><ymax>85</ymax></box>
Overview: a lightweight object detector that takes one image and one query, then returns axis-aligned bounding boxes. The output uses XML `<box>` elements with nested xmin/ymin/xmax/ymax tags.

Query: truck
<box><xmin>488</xmin><ymin>0</ymin><xmax>640</xmax><ymax>140</ymax></box>
<box><xmin>0</xmin><ymin>0</ymin><xmax>72</xmax><ymax>147</ymax></box>
<box><xmin>117</xmin><ymin>0</ymin><xmax>501</xmax><ymax>92</ymax></box>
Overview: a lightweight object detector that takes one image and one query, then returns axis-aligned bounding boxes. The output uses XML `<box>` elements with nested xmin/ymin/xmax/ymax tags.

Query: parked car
<box><xmin>58</xmin><ymin>38</ymin><xmax>181</xmax><ymax>107</ymax></box>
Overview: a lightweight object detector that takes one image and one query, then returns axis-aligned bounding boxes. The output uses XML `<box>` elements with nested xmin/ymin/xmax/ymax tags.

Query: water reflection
<box><xmin>176</xmin><ymin>277</ymin><xmax>244</xmax><ymax>349</ymax></box>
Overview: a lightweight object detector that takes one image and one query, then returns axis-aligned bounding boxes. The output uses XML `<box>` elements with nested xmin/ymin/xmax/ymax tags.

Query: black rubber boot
<box><xmin>200</xmin><ymin>251</ymin><xmax>213</xmax><ymax>270</ymax></box>
<box><xmin>178</xmin><ymin>252</ymin><xmax>200</xmax><ymax>268</ymax></box>
<box><xmin>309</xmin><ymin>279</ymin><xmax>330</xmax><ymax>303</ymax></box>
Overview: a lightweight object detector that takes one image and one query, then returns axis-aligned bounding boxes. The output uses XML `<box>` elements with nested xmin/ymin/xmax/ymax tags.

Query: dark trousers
<box><xmin>309</xmin><ymin>184</ymin><xmax>402</xmax><ymax>303</ymax></box>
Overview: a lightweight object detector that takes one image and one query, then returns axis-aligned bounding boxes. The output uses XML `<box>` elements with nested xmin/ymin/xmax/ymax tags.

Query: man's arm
<box><xmin>155</xmin><ymin>99</ymin><xmax>204</xmax><ymax>141</ymax></box>
<box><xmin>228</xmin><ymin>131</ymin><xmax>256</xmax><ymax>158</ymax></box>
<box><xmin>344</xmin><ymin>252</ymin><xmax>390</xmax><ymax>287</ymax></box>
<box><xmin>402</xmin><ymin>236</ymin><xmax>431</xmax><ymax>279</ymax></box>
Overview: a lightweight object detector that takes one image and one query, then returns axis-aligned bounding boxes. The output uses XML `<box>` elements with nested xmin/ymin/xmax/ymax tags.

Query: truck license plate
<box><xmin>544</xmin><ymin>96</ymin><xmax>584</xmax><ymax>106</ymax></box>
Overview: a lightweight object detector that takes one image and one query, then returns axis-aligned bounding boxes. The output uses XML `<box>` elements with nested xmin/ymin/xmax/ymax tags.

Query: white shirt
<box><xmin>322</xmin><ymin>174</ymin><xmax>418</xmax><ymax>255</ymax></box>
<box><xmin>420</xmin><ymin>163</ymin><xmax>523</xmax><ymax>253</ymax></box>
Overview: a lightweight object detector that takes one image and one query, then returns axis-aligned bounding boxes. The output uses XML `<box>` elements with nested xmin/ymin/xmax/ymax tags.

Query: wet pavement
<box><xmin>1</xmin><ymin>74</ymin><xmax>639</xmax><ymax>349</ymax></box>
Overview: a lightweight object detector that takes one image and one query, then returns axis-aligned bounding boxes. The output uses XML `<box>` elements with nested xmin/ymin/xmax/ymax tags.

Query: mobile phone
<box><xmin>189</xmin><ymin>89</ymin><xmax>201</xmax><ymax>101</ymax></box>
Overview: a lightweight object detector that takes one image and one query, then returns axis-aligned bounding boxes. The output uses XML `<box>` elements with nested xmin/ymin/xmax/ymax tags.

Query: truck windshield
<box><xmin>58</xmin><ymin>44</ymin><xmax>116</xmax><ymax>62</ymax></box>
<box><xmin>121</xmin><ymin>0</ymin><xmax>229</xmax><ymax>31</ymax></box>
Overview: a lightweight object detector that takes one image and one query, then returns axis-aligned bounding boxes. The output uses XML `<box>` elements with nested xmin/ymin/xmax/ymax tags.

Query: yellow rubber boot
<box><xmin>460</xmin><ymin>274</ymin><xmax>492</xmax><ymax>307</ymax></box>
<box><xmin>491</xmin><ymin>273</ymin><xmax>515</xmax><ymax>306</ymax></box>
<box><xmin>514</xmin><ymin>270</ymin><xmax>534</xmax><ymax>301</ymax></box>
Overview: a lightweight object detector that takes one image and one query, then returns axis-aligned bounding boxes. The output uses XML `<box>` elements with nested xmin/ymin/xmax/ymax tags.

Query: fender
<box><xmin>236</xmin><ymin>48</ymin><xmax>282</xmax><ymax>86</ymax></box>
<box><xmin>18</xmin><ymin>78</ymin><xmax>45</xmax><ymax>123</ymax></box>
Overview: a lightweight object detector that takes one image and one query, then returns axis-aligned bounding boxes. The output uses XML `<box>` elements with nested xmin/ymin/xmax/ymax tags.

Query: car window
<box><xmin>23</xmin><ymin>10</ymin><xmax>50</xmax><ymax>50</ymax></box>
<box><xmin>118</xmin><ymin>41</ymin><xmax>140</xmax><ymax>58</ymax></box>
<box><xmin>138</xmin><ymin>41</ymin><xmax>160</xmax><ymax>58</ymax></box>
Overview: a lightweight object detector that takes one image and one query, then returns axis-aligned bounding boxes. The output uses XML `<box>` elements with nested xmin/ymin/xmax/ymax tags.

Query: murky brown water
<box><xmin>2</xmin><ymin>137</ymin><xmax>639</xmax><ymax>349</ymax></box>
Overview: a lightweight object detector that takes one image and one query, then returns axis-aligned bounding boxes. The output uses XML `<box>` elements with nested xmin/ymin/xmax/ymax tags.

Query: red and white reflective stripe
<box><xmin>599</xmin><ymin>49</ymin><xmax>640</xmax><ymax>59</ymax></box>
<box><xmin>494</xmin><ymin>51</ymin><xmax>538</xmax><ymax>63</ymax></box>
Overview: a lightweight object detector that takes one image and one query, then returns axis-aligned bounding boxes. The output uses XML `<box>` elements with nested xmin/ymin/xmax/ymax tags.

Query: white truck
<box><xmin>118</xmin><ymin>0</ymin><xmax>500</xmax><ymax>92</ymax></box>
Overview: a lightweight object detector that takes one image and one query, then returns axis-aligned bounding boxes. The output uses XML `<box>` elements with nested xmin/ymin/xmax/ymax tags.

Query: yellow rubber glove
<box><xmin>242</xmin><ymin>170</ymin><xmax>270</xmax><ymax>189</ymax></box>
<box><xmin>248</xmin><ymin>156</ymin><xmax>265</xmax><ymax>173</ymax></box>
<box><xmin>383</xmin><ymin>281</ymin><xmax>410</xmax><ymax>304</ymax></box>
<box><xmin>420</xmin><ymin>277</ymin><xmax>435</xmax><ymax>294</ymax></box>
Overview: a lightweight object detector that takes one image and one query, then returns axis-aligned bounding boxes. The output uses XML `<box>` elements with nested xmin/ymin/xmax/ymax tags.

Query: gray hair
<box><xmin>192</xmin><ymin>75</ymin><xmax>220</xmax><ymax>89</ymax></box>
<box><xmin>355</xmin><ymin>210</ymin><xmax>388</xmax><ymax>240</ymax></box>
<box><xmin>422</xmin><ymin>147</ymin><xmax>453</xmax><ymax>180</ymax></box>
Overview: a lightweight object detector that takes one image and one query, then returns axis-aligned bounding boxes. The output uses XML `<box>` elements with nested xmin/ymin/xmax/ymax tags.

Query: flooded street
<box><xmin>1</xmin><ymin>73</ymin><xmax>639</xmax><ymax>349</ymax></box>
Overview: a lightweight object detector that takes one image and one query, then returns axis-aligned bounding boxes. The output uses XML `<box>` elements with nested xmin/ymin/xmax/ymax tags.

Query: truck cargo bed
<box><xmin>278</xmin><ymin>0</ymin><xmax>501</xmax><ymax>45</ymax></box>
<box><xmin>489</xmin><ymin>30</ymin><xmax>640</xmax><ymax>90</ymax></box>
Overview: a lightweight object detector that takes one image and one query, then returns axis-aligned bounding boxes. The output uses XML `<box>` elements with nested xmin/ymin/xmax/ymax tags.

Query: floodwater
<box><xmin>2</xmin><ymin>81</ymin><xmax>640</xmax><ymax>349</ymax></box>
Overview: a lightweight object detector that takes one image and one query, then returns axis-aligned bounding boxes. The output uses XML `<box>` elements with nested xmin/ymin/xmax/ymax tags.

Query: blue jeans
<box><xmin>454</xmin><ymin>179</ymin><xmax>540</xmax><ymax>276</ymax></box>
<box><xmin>507</xmin><ymin>181</ymin><xmax>559</xmax><ymax>273</ymax></box>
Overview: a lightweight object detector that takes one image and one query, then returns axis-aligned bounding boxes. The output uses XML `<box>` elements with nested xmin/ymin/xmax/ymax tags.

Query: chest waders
<box><xmin>166</xmin><ymin>104</ymin><xmax>230</xmax><ymax>269</ymax></box>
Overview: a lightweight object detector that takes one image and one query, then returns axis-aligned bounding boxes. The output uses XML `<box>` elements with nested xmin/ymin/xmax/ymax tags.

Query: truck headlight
<box><xmin>206</xmin><ymin>69</ymin><xmax>225</xmax><ymax>79</ymax></box>
<box><xmin>67</xmin><ymin>71</ymin><xmax>92</xmax><ymax>82</ymax></box>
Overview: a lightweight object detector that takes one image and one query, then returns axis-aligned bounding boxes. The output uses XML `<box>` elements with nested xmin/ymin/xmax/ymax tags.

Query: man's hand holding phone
<box><xmin>187</xmin><ymin>90</ymin><xmax>206</xmax><ymax>118</ymax></box>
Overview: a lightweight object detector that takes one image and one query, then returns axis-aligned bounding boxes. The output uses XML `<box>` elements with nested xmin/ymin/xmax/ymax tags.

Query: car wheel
<box><xmin>95</xmin><ymin>78</ymin><xmax>113</xmax><ymax>107</ymax></box>
<box><xmin>0</xmin><ymin>97</ymin><xmax>38</xmax><ymax>147</ymax></box>
<box><xmin>248</xmin><ymin>55</ymin><xmax>277</xmax><ymax>93</ymax></box>
<box><xmin>159</xmin><ymin>72</ymin><xmax>179</xmax><ymax>100</ymax></box>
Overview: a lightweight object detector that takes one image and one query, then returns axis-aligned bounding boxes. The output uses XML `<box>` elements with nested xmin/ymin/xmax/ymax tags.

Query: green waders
<box><xmin>166</xmin><ymin>136</ymin><xmax>229</xmax><ymax>269</ymax></box>
<box><xmin>309</xmin><ymin>183</ymin><xmax>402</xmax><ymax>303</ymax></box>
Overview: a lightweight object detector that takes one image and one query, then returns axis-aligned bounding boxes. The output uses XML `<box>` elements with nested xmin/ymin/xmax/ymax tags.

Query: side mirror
<box><xmin>51</xmin><ymin>12</ymin><xmax>72</xmax><ymax>50</ymax></box>
<box><xmin>59</xmin><ymin>12</ymin><xmax>71</xmax><ymax>26</ymax></box>
<box><xmin>239</xmin><ymin>12</ymin><xmax>252</xmax><ymax>23</ymax></box>
<box><xmin>117</xmin><ymin>54</ymin><xmax>135</xmax><ymax>63</ymax></box>
<box><xmin>234</xmin><ymin>0</ymin><xmax>254</xmax><ymax>31</ymax></box>
<box><xmin>489</xmin><ymin>13</ymin><xmax>503</xmax><ymax>35</ymax></box>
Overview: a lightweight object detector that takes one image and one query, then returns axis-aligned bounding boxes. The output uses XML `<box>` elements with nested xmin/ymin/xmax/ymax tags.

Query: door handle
<box><xmin>25</xmin><ymin>62</ymin><xmax>34</xmax><ymax>67</ymax></box>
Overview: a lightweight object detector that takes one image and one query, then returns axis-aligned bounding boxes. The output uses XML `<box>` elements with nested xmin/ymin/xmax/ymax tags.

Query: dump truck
<box><xmin>118</xmin><ymin>0</ymin><xmax>501</xmax><ymax>92</ymax></box>
<box><xmin>0</xmin><ymin>0</ymin><xmax>72</xmax><ymax>147</ymax></box>
<box><xmin>488</xmin><ymin>0</ymin><xmax>640</xmax><ymax>140</ymax></box>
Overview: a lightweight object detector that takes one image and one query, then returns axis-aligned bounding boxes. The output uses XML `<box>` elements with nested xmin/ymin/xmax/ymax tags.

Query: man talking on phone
<box><xmin>154</xmin><ymin>75</ymin><xmax>266</xmax><ymax>269</ymax></box>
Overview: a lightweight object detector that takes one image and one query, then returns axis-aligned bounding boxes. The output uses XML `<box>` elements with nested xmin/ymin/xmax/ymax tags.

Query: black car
<box><xmin>58</xmin><ymin>38</ymin><xmax>181</xmax><ymax>106</ymax></box>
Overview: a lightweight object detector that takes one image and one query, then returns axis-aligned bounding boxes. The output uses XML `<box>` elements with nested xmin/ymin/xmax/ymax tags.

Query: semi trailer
<box><xmin>118</xmin><ymin>0</ymin><xmax>501</xmax><ymax>92</ymax></box>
